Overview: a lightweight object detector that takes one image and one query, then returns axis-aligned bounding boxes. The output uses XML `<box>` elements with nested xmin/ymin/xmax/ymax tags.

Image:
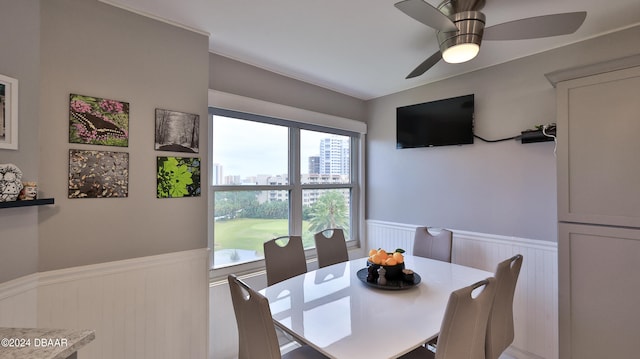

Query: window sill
<box><xmin>209</xmin><ymin>243</ymin><xmax>364</xmax><ymax>283</ymax></box>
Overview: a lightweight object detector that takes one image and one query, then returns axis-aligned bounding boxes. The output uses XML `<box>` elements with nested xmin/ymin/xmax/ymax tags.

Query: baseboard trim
<box><xmin>505</xmin><ymin>345</ymin><xmax>547</xmax><ymax>359</ymax></box>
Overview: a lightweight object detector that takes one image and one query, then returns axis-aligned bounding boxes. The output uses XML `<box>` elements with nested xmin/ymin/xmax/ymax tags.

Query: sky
<box><xmin>212</xmin><ymin>115</ymin><xmax>344</xmax><ymax>178</ymax></box>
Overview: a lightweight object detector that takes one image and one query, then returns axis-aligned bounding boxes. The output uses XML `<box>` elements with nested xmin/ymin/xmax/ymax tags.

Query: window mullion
<box><xmin>300</xmin><ymin>183</ymin><xmax>354</xmax><ymax>190</ymax></box>
<box><xmin>350</xmin><ymin>135</ymin><xmax>360</xmax><ymax>243</ymax></box>
<box><xmin>212</xmin><ymin>184</ymin><xmax>293</xmax><ymax>192</ymax></box>
<box><xmin>290</xmin><ymin>127</ymin><xmax>303</xmax><ymax>236</ymax></box>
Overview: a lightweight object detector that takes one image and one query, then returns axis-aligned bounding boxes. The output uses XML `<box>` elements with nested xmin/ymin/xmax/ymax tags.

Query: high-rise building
<box><xmin>308</xmin><ymin>156</ymin><xmax>320</xmax><ymax>174</ymax></box>
<box><xmin>223</xmin><ymin>175</ymin><xmax>241</xmax><ymax>185</ymax></box>
<box><xmin>212</xmin><ymin>163</ymin><xmax>223</xmax><ymax>185</ymax></box>
<box><xmin>319</xmin><ymin>136</ymin><xmax>349</xmax><ymax>175</ymax></box>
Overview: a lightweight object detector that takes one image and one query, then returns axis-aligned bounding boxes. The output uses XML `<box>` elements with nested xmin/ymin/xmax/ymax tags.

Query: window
<box><xmin>210</xmin><ymin>107</ymin><xmax>361</xmax><ymax>270</ymax></box>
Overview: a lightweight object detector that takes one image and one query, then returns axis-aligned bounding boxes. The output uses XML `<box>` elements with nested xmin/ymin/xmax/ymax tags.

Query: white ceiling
<box><xmin>101</xmin><ymin>0</ymin><xmax>640</xmax><ymax>100</ymax></box>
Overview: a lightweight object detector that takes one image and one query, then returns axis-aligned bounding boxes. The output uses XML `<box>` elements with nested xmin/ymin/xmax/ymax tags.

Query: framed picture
<box><xmin>157</xmin><ymin>156</ymin><xmax>201</xmax><ymax>198</ymax></box>
<box><xmin>0</xmin><ymin>74</ymin><xmax>18</xmax><ymax>150</ymax></box>
<box><xmin>155</xmin><ymin>109</ymin><xmax>199</xmax><ymax>153</ymax></box>
<box><xmin>68</xmin><ymin>149</ymin><xmax>129</xmax><ymax>198</ymax></box>
<box><xmin>69</xmin><ymin>93</ymin><xmax>129</xmax><ymax>147</ymax></box>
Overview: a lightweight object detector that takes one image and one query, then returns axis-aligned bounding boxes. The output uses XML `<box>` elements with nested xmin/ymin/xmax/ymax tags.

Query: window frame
<box><xmin>208</xmin><ymin>92</ymin><xmax>366</xmax><ymax>280</ymax></box>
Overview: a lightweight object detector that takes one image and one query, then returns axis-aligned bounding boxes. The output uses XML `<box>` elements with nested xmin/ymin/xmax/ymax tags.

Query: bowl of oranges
<box><xmin>367</xmin><ymin>248</ymin><xmax>406</xmax><ymax>280</ymax></box>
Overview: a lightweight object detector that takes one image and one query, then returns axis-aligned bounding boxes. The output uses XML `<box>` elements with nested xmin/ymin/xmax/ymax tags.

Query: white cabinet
<box><xmin>558</xmin><ymin>223</ymin><xmax>640</xmax><ymax>359</ymax></box>
<box><xmin>556</xmin><ymin>64</ymin><xmax>640</xmax><ymax>359</ymax></box>
<box><xmin>556</xmin><ymin>66</ymin><xmax>640</xmax><ymax>227</ymax></box>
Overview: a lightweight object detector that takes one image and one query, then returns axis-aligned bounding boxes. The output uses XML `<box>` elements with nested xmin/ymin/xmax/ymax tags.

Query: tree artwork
<box><xmin>155</xmin><ymin>109</ymin><xmax>199</xmax><ymax>153</ymax></box>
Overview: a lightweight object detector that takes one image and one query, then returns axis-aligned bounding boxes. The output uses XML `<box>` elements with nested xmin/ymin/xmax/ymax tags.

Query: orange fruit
<box><xmin>369</xmin><ymin>249</ymin><xmax>377</xmax><ymax>256</ymax></box>
<box><xmin>377</xmin><ymin>249</ymin><xmax>388</xmax><ymax>259</ymax></box>
<box><xmin>393</xmin><ymin>252</ymin><xmax>404</xmax><ymax>264</ymax></box>
<box><xmin>371</xmin><ymin>254</ymin><xmax>383</xmax><ymax>265</ymax></box>
<box><xmin>385</xmin><ymin>257</ymin><xmax>398</xmax><ymax>266</ymax></box>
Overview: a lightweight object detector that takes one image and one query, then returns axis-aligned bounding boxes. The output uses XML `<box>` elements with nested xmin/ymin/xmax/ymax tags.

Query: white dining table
<box><xmin>260</xmin><ymin>255</ymin><xmax>493</xmax><ymax>359</ymax></box>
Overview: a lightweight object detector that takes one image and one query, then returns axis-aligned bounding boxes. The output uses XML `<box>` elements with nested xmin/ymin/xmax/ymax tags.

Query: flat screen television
<box><xmin>396</xmin><ymin>94</ymin><xmax>474</xmax><ymax>149</ymax></box>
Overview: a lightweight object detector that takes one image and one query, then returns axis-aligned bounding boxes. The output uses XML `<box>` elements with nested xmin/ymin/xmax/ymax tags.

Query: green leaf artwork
<box><xmin>157</xmin><ymin>156</ymin><xmax>201</xmax><ymax>198</ymax></box>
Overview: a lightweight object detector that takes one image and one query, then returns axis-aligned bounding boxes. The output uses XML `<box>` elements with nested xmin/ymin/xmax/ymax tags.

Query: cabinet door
<box><xmin>556</xmin><ymin>66</ymin><xmax>640</xmax><ymax>227</ymax></box>
<box><xmin>558</xmin><ymin>223</ymin><xmax>640</xmax><ymax>359</ymax></box>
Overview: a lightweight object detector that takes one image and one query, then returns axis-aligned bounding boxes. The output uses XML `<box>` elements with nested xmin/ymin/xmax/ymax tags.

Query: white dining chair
<box><xmin>413</xmin><ymin>227</ymin><xmax>453</xmax><ymax>262</ymax></box>
<box><xmin>485</xmin><ymin>254</ymin><xmax>523</xmax><ymax>359</ymax></box>
<box><xmin>399</xmin><ymin>277</ymin><xmax>497</xmax><ymax>359</ymax></box>
<box><xmin>264</xmin><ymin>235</ymin><xmax>308</xmax><ymax>286</ymax></box>
<box><xmin>227</xmin><ymin>274</ymin><xmax>328</xmax><ymax>359</ymax></box>
<box><xmin>314</xmin><ymin>228</ymin><xmax>349</xmax><ymax>268</ymax></box>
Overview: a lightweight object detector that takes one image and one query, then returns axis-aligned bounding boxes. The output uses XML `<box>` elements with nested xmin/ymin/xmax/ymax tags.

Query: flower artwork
<box><xmin>157</xmin><ymin>156</ymin><xmax>201</xmax><ymax>198</ymax></box>
<box><xmin>68</xmin><ymin>149</ymin><xmax>129</xmax><ymax>198</ymax></box>
<box><xmin>69</xmin><ymin>94</ymin><xmax>129</xmax><ymax>147</ymax></box>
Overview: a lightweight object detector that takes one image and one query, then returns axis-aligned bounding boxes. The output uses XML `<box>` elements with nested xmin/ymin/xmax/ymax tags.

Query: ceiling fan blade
<box><xmin>406</xmin><ymin>51</ymin><xmax>442</xmax><ymax>79</ymax></box>
<box><xmin>395</xmin><ymin>0</ymin><xmax>458</xmax><ymax>32</ymax></box>
<box><xmin>483</xmin><ymin>12</ymin><xmax>587</xmax><ymax>41</ymax></box>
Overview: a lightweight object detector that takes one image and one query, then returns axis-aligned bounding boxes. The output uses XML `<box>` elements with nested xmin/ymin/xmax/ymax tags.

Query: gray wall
<box><xmin>366</xmin><ymin>25</ymin><xmax>640</xmax><ymax>242</ymax></box>
<box><xmin>35</xmin><ymin>0</ymin><xmax>209</xmax><ymax>272</ymax></box>
<box><xmin>0</xmin><ymin>0</ymin><xmax>366</xmax><ymax>283</ymax></box>
<box><xmin>0</xmin><ymin>0</ymin><xmax>40</xmax><ymax>283</ymax></box>
<box><xmin>210</xmin><ymin>53</ymin><xmax>366</xmax><ymax>122</ymax></box>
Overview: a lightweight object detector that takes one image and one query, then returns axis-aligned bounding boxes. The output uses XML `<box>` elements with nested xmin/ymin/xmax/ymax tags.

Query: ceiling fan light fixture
<box><xmin>442</xmin><ymin>43</ymin><xmax>480</xmax><ymax>63</ymax></box>
<box><xmin>398</xmin><ymin>1</ymin><xmax>588</xmax><ymax>78</ymax></box>
<box><xmin>437</xmin><ymin>10</ymin><xmax>485</xmax><ymax>64</ymax></box>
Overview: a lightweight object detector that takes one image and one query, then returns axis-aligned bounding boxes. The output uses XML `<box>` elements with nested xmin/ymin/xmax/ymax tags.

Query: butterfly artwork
<box><xmin>69</xmin><ymin>94</ymin><xmax>129</xmax><ymax>147</ymax></box>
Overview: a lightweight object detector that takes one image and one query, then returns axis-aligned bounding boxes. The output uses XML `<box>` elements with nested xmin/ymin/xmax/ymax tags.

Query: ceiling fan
<box><xmin>395</xmin><ymin>0</ymin><xmax>587</xmax><ymax>78</ymax></box>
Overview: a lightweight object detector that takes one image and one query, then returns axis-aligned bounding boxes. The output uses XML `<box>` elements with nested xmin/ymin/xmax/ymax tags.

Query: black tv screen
<box><xmin>396</xmin><ymin>94</ymin><xmax>474</xmax><ymax>148</ymax></box>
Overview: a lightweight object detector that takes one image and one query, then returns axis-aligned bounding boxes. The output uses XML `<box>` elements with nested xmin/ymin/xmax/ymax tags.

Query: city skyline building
<box><xmin>213</xmin><ymin>163</ymin><xmax>223</xmax><ymax>185</ymax></box>
<box><xmin>308</xmin><ymin>155</ymin><xmax>320</xmax><ymax>174</ymax></box>
<box><xmin>214</xmin><ymin>135</ymin><xmax>351</xmax><ymax>205</ymax></box>
<box><xmin>319</xmin><ymin>136</ymin><xmax>350</xmax><ymax>175</ymax></box>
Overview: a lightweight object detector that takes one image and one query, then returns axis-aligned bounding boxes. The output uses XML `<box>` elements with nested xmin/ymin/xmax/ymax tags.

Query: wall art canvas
<box><xmin>0</xmin><ymin>74</ymin><xmax>18</xmax><ymax>150</ymax></box>
<box><xmin>155</xmin><ymin>108</ymin><xmax>199</xmax><ymax>153</ymax></box>
<box><xmin>157</xmin><ymin>156</ymin><xmax>201</xmax><ymax>198</ymax></box>
<box><xmin>69</xmin><ymin>93</ymin><xmax>129</xmax><ymax>147</ymax></box>
<box><xmin>69</xmin><ymin>149</ymin><xmax>129</xmax><ymax>198</ymax></box>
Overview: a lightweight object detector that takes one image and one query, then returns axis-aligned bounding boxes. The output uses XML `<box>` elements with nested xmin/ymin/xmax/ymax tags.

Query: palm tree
<box><xmin>308</xmin><ymin>191</ymin><xmax>349</xmax><ymax>233</ymax></box>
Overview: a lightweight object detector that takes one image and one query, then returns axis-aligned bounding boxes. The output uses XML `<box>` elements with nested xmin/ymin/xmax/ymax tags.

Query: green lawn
<box><xmin>214</xmin><ymin>218</ymin><xmax>314</xmax><ymax>255</ymax></box>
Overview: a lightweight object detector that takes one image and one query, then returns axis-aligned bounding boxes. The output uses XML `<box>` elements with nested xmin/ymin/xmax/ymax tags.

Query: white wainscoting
<box><xmin>0</xmin><ymin>273</ymin><xmax>38</xmax><ymax>328</ymax></box>
<box><xmin>0</xmin><ymin>248</ymin><xmax>209</xmax><ymax>359</ymax></box>
<box><xmin>367</xmin><ymin>220</ymin><xmax>558</xmax><ymax>359</ymax></box>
